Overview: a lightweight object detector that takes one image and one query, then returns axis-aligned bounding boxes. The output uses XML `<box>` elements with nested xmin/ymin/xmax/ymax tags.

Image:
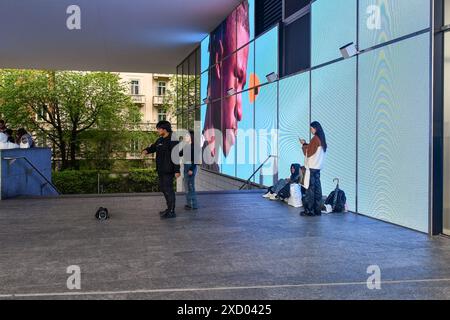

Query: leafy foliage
<box><xmin>0</xmin><ymin>70</ymin><xmax>142</xmax><ymax>170</ymax></box>
<box><xmin>52</xmin><ymin>169</ymin><xmax>165</xmax><ymax>194</ymax></box>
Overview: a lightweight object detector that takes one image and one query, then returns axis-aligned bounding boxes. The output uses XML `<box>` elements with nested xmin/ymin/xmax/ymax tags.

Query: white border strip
<box><xmin>2</xmin><ymin>278</ymin><xmax>450</xmax><ymax>298</ymax></box>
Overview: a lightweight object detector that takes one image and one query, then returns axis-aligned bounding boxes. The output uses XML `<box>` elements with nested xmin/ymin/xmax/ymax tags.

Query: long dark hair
<box><xmin>311</xmin><ymin>121</ymin><xmax>327</xmax><ymax>152</ymax></box>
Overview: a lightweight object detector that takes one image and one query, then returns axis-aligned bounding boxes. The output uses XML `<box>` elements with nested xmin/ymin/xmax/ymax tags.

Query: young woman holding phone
<box><xmin>299</xmin><ymin>121</ymin><xmax>327</xmax><ymax>217</ymax></box>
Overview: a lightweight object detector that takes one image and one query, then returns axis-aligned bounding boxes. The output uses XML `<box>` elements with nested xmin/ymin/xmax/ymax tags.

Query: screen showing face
<box><xmin>203</xmin><ymin>1</ymin><xmax>251</xmax><ymax>162</ymax></box>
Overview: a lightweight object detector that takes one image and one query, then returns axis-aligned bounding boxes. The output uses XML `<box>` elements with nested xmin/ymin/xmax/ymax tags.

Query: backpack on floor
<box><xmin>325</xmin><ymin>178</ymin><xmax>347</xmax><ymax>213</ymax></box>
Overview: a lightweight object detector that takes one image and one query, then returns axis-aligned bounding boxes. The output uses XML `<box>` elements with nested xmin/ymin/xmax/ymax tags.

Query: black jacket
<box><xmin>145</xmin><ymin>134</ymin><xmax>180</xmax><ymax>175</ymax></box>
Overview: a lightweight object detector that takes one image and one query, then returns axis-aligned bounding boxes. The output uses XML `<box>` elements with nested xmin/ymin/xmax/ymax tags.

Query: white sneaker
<box><xmin>269</xmin><ymin>193</ymin><xmax>278</xmax><ymax>201</ymax></box>
<box><xmin>263</xmin><ymin>192</ymin><xmax>272</xmax><ymax>199</ymax></box>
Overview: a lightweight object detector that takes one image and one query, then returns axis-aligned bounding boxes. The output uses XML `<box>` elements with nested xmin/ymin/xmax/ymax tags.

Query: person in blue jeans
<box><xmin>181</xmin><ymin>130</ymin><xmax>198</xmax><ymax>211</ymax></box>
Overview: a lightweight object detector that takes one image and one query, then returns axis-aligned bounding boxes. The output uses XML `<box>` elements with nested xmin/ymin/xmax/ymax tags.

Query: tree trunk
<box><xmin>60</xmin><ymin>141</ymin><xmax>68</xmax><ymax>170</ymax></box>
<box><xmin>70</xmin><ymin>130</ymin><xmax>78</xmax><ymax>170</ymax></box>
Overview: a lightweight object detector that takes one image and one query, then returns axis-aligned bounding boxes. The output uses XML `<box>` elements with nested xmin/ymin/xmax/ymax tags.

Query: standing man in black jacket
<box><xmin>142</xmin><ymin>121</ymin><xmax>181</xmax><ymax>219</ymax></box>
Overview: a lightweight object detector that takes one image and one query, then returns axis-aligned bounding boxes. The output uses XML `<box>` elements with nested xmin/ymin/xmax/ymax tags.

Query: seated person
<box><xmin>5</xmin><ymin>129</ymin><xmax>15</xmax><ymax>143</ymax></box>
<box><xmin>0</xmin><ymin>132</ymin><xmax>19</xmax><ymax>149</ymax></box>
<box><xmin>263</xmin><ymin>163</ymin><xmax>302</xmax><ymax>200</ymax></box>
<box><xmin>16</xmin><ymin>128</ymin><xmax>35</xmax><ymax>149</ymax></box>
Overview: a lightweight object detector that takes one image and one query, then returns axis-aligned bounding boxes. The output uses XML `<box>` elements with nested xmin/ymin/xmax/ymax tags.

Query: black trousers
<box><xmin>303</xmin><ymin>169</ymin><xmax>323</xmax><ymax>215</ymax></box>
<box><xmin>158</xmin><ymin>173</ymin><xmax>176</xmax><ymax>211</ymax></box>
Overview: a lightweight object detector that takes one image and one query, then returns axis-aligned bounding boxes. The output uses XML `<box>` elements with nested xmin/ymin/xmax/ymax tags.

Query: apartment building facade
<box><xmin>119</xmin><ymin>72</ymin><xmax>175</xmax><ymax>130</ymax></box>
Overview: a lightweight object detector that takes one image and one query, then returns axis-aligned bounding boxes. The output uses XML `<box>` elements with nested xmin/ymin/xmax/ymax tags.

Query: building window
<box><xmin>158</xmin><ymin>109</ymin><xmax>167</xmax><ymax>122</ymax></box>
<box><xmin>158</xmin><ymin>81</ymin><xmax>166</xmax><ymax>96</ymax></box>
<box><xmin>36</xmin><ymin>105</ymin><xmax>49</xmax><ymax>122</ymax></box>
<box><xmin>130</xmin><ymin>139</ymin><xmax>139</xmax><ymax>154</ymax></box>
<box><xmin>131</xmin><ymin>80</ymin><xmax>140</xmax><ymax>95</ymax></box>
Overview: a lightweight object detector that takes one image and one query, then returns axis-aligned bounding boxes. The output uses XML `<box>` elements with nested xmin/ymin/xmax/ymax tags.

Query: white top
<box><xmin>306</xmin><ymin>146</ymin><xmax>325</xmax><ymax>170</ymax></box>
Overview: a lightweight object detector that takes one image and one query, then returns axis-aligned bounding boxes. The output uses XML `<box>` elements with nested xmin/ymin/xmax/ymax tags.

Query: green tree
<box><xmin>167</xmin><ymin>74</ymin><xmax>200</xmax><ymax>130</ymax></box>
<box><xmin>0</xmin><ymin>70</ymin><xmax>142</xmax><ymax>170</ymax></box>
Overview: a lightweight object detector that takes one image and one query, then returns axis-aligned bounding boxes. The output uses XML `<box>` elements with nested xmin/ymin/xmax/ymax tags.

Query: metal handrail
<box><xmin>239</xmin><ymin>155</ymin><xmax>277</xmax><ymax>190</ymax></box>
<box><xmin>2</xmin><ymin>156</ymin><xmax>60</xmax><ymax>195</ymax></box>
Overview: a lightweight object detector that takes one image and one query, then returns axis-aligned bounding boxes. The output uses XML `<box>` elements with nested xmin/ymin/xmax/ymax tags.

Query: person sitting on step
<box><xmin>263</xmin><ymin>163</ymin><xmax>302</xmax><ymax>201</ymax></box>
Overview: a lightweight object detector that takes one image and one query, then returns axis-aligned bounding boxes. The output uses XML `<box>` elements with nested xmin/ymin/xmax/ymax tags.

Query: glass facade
<box><xmin>236</xmin><ymin>90</ymin><xmax>255</xmax><ymax>182</ymax></box>
<box><xmin>278</xmin><ymin>72</ymin><xmax>310</xmax><ymax>183</ymax></box>
<box><xmin>311</xmin><ymin>0</ymin><xmax>357</xmax><ymax>67</ymax></box>
<box><xmin>311</xmin><ymin>58</ymin><xmax>357</xmax><ymax>212</ymax></box>
<box><xmin>255</xmin><ymin>26</ymin><xmax>279</xmax><ymax>86</ymax></box>
<box><xmin>358</xmin><ymin>0</ymin><xmax>430</xmax><ymax>50</ymax></box>
<box><xmin>358</xmin><ymin>33</ymin><xmax>430</xmax><ymax>233</ymax></box>
<box><xmin>254</xmin><ymin>82</ymin><xmax>278</xmax><ymax>186</ymax></box>
<box><xmin>176</xmin><ymin>0</ymin><xmax>433</xmax><ymax>233</ymax></box>
<box><xmin>444</xmin><ymin>31</ymin><xmax>450</xmax><ymax>235</ymax></box>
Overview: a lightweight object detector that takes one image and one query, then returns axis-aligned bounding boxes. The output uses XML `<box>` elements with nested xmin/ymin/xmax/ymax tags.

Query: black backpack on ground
<box><xmin>325</xmin><ymin>179</ymin><xmax>347</xmax><ymax>213</ymax></box>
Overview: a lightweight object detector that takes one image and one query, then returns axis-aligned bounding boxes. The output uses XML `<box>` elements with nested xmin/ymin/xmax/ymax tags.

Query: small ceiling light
<box><xmin>227</xmin><ymin>88</ymin><xmax>236</xmax><ymax>96</ymax></box>
<box><xmin>340</xmin><ymin>42</ymin><xmax>359</xmax><ymax>59</ymax></box>
<box><xmin>266</xmin><ymin>72</ymin><xmax>279</xmax><ymax>83</ymax></box>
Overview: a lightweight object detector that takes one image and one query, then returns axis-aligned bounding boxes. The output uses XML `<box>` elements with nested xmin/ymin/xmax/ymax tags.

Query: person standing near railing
<box><xmin>180</xmin><ymin>130</ymin><xmax>199</xmax><ymax>211</ymax></box>
<box><xmin>142</xmin><ymin>121</ymin><xmax>181</xmax><ymax>219</ymax></box>
<box><xmin>299</xmin><ymin>121</ymin><xmax>327</xmax><ymax>217</ymax></box>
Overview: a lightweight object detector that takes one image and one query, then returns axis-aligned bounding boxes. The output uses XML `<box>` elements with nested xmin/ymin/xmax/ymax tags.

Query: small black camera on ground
<box><xmin>95</xmin><ymin>207</ymin><xmax>110</xmax><ymax>221</ymax></box>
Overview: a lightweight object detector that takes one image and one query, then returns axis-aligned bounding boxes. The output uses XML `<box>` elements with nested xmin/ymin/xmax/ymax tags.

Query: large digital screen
<box><xmin>359</xmin><ymin>0</ymin><xmax>430</xmax><ymax>50</ymax></box>
<box><xmin>278</xmin><ymin>72</ymin><xmax>310</xmax><ymax>180</ymax></box>
<box><xmin>200</xmin><ymin>71</ymin><xmax>209</xmax><ymax>102</ymax></box>
<box><xmin>255</xmin><ymin>25</ymin><xmax>279</xmax><ymax>86</ymax></box>
<box><xmin>254</xmin><ymin>82</ymin><xmax>278</xmax><ymax>186</ymax></box>
<box><xmin>220</xmin><ymin>95</ymin><xmax>237</xmax><ymax>177</ymax></box>
<box><xmin>220</xmin><ymin>141</ymin><xmax>237</xmax><ymax>177</ymax></box>
<box><xmin>311</xmin><ymin>58</ymin><xmax>357</xmax><ymax>211</ymax></box>
<box><xmin>236</xmin><ymin>90</ymin><xmax>255</xmax><ymax>181</ymax></box>
<box><xmin>237</xmin><ymin>41</ymin><xmax>255</xmax><ymax>94</ymax></box>
<box><xmin>311</xmin><ymin>0</ymin><xmax>357</xmax><ymax>67</ymax></box>
<box><xmin>358</xmin><ymin>33</ymin><xmax>430</xmax><ymax>233</ymax></box>
<box><xmin>201</xmin><ymin>1</ymin><xmax>255</xmax><ymax>171</ymax></box>
<box><xmin>246</xmin><ymin>0</ymin><xmax>255</xmax><ymax>44</ymax></box>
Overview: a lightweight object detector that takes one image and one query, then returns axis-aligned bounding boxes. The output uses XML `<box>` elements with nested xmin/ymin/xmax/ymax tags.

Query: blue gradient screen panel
<box><xmin>311</xmin><ymin>0</ymin><xmax>357</xmax><ymax>67</ymax></box>
<box><xmin>359</xmin><ymin>0</ymin><xmax>430</xmax><ymax>50</ymax></box>
<box><xmin>201</xmin><ymin>35</ymin><xmax>210</xmax><ymax>72</ymax></box>
<box><xmin>255</xmin><ymin>26</ymin><xmax>278</xmax><ymax>87</ymax></box>
<box><xmin>220</xmin><ymin>142</ymin><xmax>237</xmax><ymax>177</ymax></box>
<box><xmin>311</xmin><ymin>58</ymin><xmax>357</xmax><ymax>211</ymax></box>
<box><xmin>254</xmin><ymin>82</ymin><xmax>278</xmax><ymax>186</ymax></box>
<box><xmin>248</xmin><ymin>0</ymin><xmax>255</xmax><ymax>42</ymax></box>
<box><xmin>278</xmin><ymin>72</ymin><xmax>310</xmax><ymax>178</ymax></box>
<box><xmin>236</xmin><ymin>90</ymin><xmax>255</xmax><ymax>181</ymax></box>
<box><xmin>200</xmin><ymin>71</ymin><xmax>208</xmax><ymax>102</ymax></box>
<box><xmin>358</xmin><ymin>33</ymin><xmax>430</xmax><ymax>233</ymax></box>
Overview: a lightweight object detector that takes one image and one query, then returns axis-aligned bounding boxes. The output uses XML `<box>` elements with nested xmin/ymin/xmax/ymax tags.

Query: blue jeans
<box><xmin>184</xmin><ymin>166</ymin><xmax>198</xmax><ymax>209</ymax></box>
